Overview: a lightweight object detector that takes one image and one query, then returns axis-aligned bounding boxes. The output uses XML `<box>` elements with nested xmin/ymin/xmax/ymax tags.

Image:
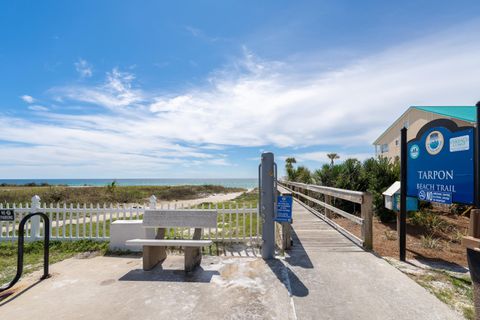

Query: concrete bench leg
<box><xmin>142</xmin><ymin>228</ymin><xmax>167</xmax><ymax>271</ymax></box>
<box><xmin>184</xmin><ymin>228</ymin><xmax>202</xmax><ymax>272</ymax></box>
<box><xmin>143</xmin><ymin>246</ymin><xmax>166</xmax><ymax>270</ymax></box>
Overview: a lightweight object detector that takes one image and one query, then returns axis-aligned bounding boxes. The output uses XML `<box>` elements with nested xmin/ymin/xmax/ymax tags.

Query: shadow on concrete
<box><xmin>119</xmin><ymin>266</ymin><xmax>219</xmax><ymax>283</ymax></box>
<box><xmin>408</xmin><ymin>250</ymin><xmax>469</xmax><ymax>274</ymax></box>
<box><xmin>0</xmin><ymin>278</ymin><xmax>44</xmax><ymax>306</ymax></box>
<box><xmin>284</xmin><ymin>228</ymin><xmax>314</xmax><ymax>269</ymax></box>
<box><xmin>266</xmin><ymin>259</ymin><xmax>309</xmax><ymax>297</ymax></box>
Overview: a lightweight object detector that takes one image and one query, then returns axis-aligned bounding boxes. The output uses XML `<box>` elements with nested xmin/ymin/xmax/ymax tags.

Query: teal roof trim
<box><xmin>413</xmin><ymin>106</ymin><xmax>476</xmax><ymax>123</ymax></box>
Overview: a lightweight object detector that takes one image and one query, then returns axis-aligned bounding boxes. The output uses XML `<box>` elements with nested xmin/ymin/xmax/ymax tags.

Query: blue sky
<box><xmin>1</xmin><ymin>1</ymin><xmax>480</xmax><ymax>179</ymax></box>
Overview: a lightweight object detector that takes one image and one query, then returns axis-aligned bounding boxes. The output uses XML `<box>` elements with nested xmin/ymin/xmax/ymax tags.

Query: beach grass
<box><xmin>0</xmin><ymin>184</ymin><xmax>245</xmax><ymax>204</ymax></box>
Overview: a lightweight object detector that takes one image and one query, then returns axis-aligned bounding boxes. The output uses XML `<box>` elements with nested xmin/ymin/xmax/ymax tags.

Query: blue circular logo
<box><xmin>409</xmin><ymin>144</ymin><xmax>420</xmax><ymax>159</ymax></box>
<box><xmin>425</xmin><ymin>131</ymin><xmax>444</xmax><ymax>155</ymax></box>
<box><xmin>418</xmin><ymin>190</ymin><xmax>426</xmax><ymax>201</ymax></box>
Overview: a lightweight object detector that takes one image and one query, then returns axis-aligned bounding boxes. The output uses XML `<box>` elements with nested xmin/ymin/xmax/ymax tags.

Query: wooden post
<box><xmin>361</xmin><ymin>193</ymin><xmax>373</xmax><ymax>250</ymax></box>
<box><xmin>470</xmin><ymin>210</ymin><xmax>480</xmax><ymax>239</ymax></box>
<box><xmin>275</xmin><ymin>222</ymin><xmax>292</xmax><ymax>250</ymax></box>
<box><xmin>325</xmin><ymin>195</ymin><xmax>332</xmax><ymax>219</ymax></box>
<box><xmin>282</xmin><ymin>222</ymin><xmax>292</xmax><ymax>250</ymax></box>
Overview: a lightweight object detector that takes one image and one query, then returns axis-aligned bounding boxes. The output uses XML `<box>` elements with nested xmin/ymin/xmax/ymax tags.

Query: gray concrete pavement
<box><xmin>0</xmin><ymin>255</ymin><xmax>294</xmax><ymax>320</ymax></box>
<box><xmin>0</xmin><ymin>200</ymin><xmax>463</xmax><ymax>320</ymax></box>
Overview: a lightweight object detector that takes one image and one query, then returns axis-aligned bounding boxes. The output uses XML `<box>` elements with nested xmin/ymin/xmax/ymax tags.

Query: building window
<box><xmin>395</xmin><ymin>139</ymin><xmax>399</xmax><ymax>146</ymax></box>
<box><xmin>380</xmin><ymin>144</ymin><xmax>389</xmax><ymax>153</ymax></box>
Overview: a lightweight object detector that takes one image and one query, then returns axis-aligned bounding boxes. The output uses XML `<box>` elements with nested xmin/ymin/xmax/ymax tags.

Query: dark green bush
<box><xmin>285</xmin><ymin>155</ymin><xmax>400</xmax><ymax>221</ymax></box>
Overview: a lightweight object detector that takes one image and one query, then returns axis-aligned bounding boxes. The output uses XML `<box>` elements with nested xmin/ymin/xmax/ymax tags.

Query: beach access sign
<box><xmin>407</xmin><ymin>120</ymin><xmax>474</xmax><ymax>205</ymax></box>
<box><xmin>0</xmin><ymin>209</ymin><xmax>15</xmax><ymax>221</ymax></box>
<box><xmin>276</xmin><ymin>195</ymin><xmax>292</xmax><ymax>222</ymax></box>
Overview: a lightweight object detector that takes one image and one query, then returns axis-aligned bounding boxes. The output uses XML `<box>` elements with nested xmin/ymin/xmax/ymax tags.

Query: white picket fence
<box><xmin>0</xmin><ymin>195</ymin><xmax>261</xmax><ymax>245</ymax></box>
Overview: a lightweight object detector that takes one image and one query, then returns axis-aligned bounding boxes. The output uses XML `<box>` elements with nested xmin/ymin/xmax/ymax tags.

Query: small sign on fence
<box><xmin>276</xmin><ymin>195</ymin><xmax>292</xmax><ymax>223</ymax></box>
<box><xmin>0</xmin><ymin>209</ymin><xmax>15</xmax><ymax>221</ymax></box>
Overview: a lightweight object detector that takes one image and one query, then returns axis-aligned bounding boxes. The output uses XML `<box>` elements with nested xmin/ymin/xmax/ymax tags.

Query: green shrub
<box><xmin>420</xmin><ymin>235</ymin><xmax>442</xmax><ymax>249</ymax></box>
<box><xmin>410</xmin><ymin>210</ymin><xmax>447</xmax><ymax>235</ymax></box>
<box><xmin>287</xmin><ymin>155</ymin><xmax>400</xmax><ymax>221</ymax></box>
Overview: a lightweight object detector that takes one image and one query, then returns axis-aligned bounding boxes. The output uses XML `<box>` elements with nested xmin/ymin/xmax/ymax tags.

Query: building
<box><xmin>373</xmin><ymin>106</ymin><xmax>475</xmax><ymax>160</ymax></box>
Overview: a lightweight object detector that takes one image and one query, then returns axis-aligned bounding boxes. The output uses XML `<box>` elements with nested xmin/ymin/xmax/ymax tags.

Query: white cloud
<box><xmin>3</xmin><ymin>21</ymin><xmax>480</xmax><ymax>177</ymax></box>
<box><xmin>53</xmin><ymin>68</ymin><xmax>142</xmax><ymax>109</ymax></box>
<box><xmin>20</xmin><ymin>95</ymin><xmax>35</xmax><ymax>103</ymax></box>
<box><xmin>184</xmin><ymin>26</ymin><xmax>223</xmax><ymax>42</ymax></box>
<box><xmin>74</xmin><ymin>58</ymin><xmax>93</xmax><ymax>78</ymax></box>
<box><xmin>28</xmin><ymin>105</ymin><xmax>49</xmax><ymax>112</ymax></box>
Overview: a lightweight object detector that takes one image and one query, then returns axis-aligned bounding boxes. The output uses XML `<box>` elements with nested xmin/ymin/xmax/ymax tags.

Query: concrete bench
<box><xmin>126</xmin><ymin>209</ymin><xmax>217</xmax><ymax>272</ymax></box>
<box><xmin>110</xmin><ymin>220</ymin><xmax>155</xmax><ymax>252</ymax></box>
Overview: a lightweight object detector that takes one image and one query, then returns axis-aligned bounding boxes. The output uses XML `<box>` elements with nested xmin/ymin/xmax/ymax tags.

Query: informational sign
<box><xmin>0</xmin><ymin>209</ymin><xmax>15</xmax><ymax>221</ymax></box>
<box><xmin>276</xmin><ymin>195</ymin><xmax>292</xmax><ymax>222</ymax></box>
<box><xmin>407</xmin><ymin>119</ymin><xmax>474</xmax><ymax>204</ymax></box>
<box><xmin>418</xmin><ymin>190</ymin><xmax>452</xmax><ymax>204</ymax></box>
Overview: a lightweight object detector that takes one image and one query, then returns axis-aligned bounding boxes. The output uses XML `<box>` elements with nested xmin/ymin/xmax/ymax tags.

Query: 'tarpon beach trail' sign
<box><xmin>407</xmin><ymin>119</ymin><xmax>474</xmax><ymax>205</ymax></box>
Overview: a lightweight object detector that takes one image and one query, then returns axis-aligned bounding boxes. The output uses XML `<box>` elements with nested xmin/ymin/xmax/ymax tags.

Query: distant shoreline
<box><xmin>0</xmin><ymin>178</ymin><xmax>258</xmax><ymax>189</ymax></box>
<box><xmin>0</xmin><ymin>184</ymin><xmax>252</xmax><ymax>204</ymax></box>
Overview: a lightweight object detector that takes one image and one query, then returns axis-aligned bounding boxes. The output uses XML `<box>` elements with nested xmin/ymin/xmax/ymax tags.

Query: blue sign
<box><xmin>392</xmin><ymin>195</ymin><xmax>418</xmax><ymax>212</ymax></box>
<box><xmin>407</xmin><ymin>119</ymin><xmax>474</xmax><ymax>205</ymax></box>
<box><xmin>418</xmin><ymin>190</ymin><xmax>452</xmax><ymax>204</ymax></box>
<box><xmin>276</xmin><ymin>195</ymin><xmax>292</xmax><ymax>222</ymax></box>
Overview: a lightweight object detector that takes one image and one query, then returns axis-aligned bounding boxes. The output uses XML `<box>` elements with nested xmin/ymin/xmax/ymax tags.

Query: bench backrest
<box><xmin>142</xmin><ymin>210</ymin><xmax>217</xmax><ymax>228</ymax></box>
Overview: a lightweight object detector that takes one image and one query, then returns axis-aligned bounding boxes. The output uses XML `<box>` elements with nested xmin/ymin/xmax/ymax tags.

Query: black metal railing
<box><xmin>0</xmin><ymin>212</ymin><xmax>50</xmax><ymax>293</ymax></box>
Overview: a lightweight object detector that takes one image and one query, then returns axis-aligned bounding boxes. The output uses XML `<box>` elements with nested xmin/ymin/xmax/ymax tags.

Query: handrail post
<box><xmin>361</xmin><ymin>193</ymin><xmax>373</xmax><ymax>250</ymax></box>
<box><xmin>325</xmin><ymin>195</ymin><xmax>332</xmax><ymax>218</ymax></box>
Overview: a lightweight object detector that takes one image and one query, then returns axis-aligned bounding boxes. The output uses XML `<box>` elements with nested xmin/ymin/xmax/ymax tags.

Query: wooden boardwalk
<box><xmin>283</xmin><ymin>199</ymin><xmax>461</xmax><ymax>320</ymax></box>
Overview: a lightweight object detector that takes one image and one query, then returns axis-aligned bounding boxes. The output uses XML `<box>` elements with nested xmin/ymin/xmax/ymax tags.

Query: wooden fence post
<box><xmin>325</xmin><ymin>195</ymin><xmax>332</xmax><ymax>218</ymax></box>
<box><xmin>361</xmin><ymin>193</ymin><xmax>373</xmax><ymax>250</ymax></box>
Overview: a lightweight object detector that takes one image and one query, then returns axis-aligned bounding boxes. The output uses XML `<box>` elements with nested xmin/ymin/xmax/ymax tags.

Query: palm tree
<box><xmin>285</xmin><ymin>157</ymin><xmax>297</xmax><ymax>181</ymax></box>
<box><xmin>327</xmin><ymin>153</ymin><xmax>340</xmax><ymax>166</ymax></box>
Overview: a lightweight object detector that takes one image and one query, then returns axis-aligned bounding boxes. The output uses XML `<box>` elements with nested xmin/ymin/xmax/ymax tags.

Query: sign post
<box><xmin>399</xmin><ymin>127</ymin><xmax>407</xmax><ymax>261</ymax></box>
<box><xmin>259</xmin><ymin>152</ymin><xmax>276</xmax><ymax>260</ymax></box>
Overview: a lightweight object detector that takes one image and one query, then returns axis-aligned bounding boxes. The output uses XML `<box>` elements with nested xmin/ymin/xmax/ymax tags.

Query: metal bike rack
<box><xmin>0</xmin><ymin>212</ymin><xmax>50</xmax><ymax>293</ymax></box>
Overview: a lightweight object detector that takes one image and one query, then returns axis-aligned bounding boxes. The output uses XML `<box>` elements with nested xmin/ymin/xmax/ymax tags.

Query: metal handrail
<box><xmin>0</xmin><ymin>212</ymin><xmax>50</xmax><ymax>293</ymax></box>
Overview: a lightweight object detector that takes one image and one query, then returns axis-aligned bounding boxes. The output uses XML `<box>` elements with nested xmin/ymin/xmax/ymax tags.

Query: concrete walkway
<box><xmin>283</xmin><ymin>200</ymin><xmax>462</xmax><ymax>319</ymax></box>
<box><xmin>0</xmin><ymin>255</ymin><xmax>295</xmax><ymax>320</ymax></box>
<box><xmin>0</xmin><ymin>200</ymin><xmax>463</xmax><ymax>320</ymax></box>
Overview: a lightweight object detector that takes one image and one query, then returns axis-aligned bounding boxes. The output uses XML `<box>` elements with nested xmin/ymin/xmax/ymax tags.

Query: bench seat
<box><xmin>129</xmin><ymin>209</ymin><xmax>218</xmax><ymax>272</ymax></box>
<box><xmin>126</xmin><ymin>239</ymin><xmax>212</xmax><ymax>247</ymax></box>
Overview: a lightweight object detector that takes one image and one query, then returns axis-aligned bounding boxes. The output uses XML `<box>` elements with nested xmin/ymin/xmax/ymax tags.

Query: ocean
<box><xmin>0</xmin><ymin>178</ymin><xmax>258</xmax><ymax>189</ymax></box>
